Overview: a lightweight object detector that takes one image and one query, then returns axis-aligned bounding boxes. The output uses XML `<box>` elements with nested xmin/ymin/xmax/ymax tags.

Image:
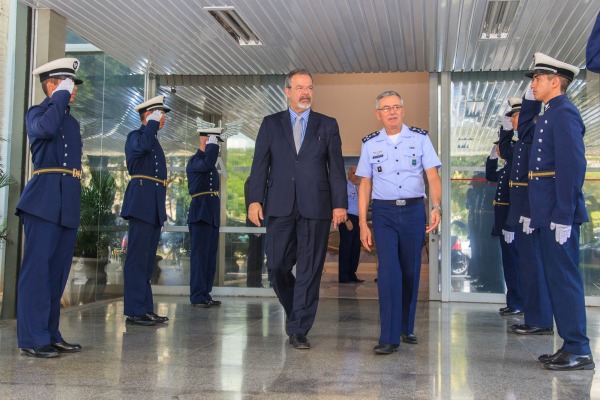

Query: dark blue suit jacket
<box><xmin>186</xmin><ymin>144</ymin><xmax>220</xmax><ymax>227</ymax></box>
<box><xmin>121</xmin><ymin>121</ymin><xmax>167</xmax><ymax>226</ymax></box>
<box><xmin>248</xmin><ymin>109</ymin><xmax>347</xmax><ymax>220</ymax></box>
<box><xmin>16</xmin><ymin>91</ymin><xmax>82</xmax><ymax>229</ymax></box>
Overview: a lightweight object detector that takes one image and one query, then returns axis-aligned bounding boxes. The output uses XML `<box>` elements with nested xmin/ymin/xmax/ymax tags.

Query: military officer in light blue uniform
<box><xmin>525</xmin><ymin>53</ymin><xmax>593</xmax><ymax>371</ymax></box>
<box><xmin>357</xmin><ymin>90</ymin><xmax>441</xmax><ymax>355</ymax></box>
<box><xmin>16</xmin><ymin>58</ymin><xmax>84</xmax><ymax>358</ymax></box>
<box><xmin>506</xmin><ymin>90</ymin><xmax>554</xmax><ymax>336</ymax></box>
<box><xmin>485</xmin><ymin>103</ymin><xmax>523</xmax><ymax>317</ymax></box>
<box><xmin>121</xmin><ymin>95</ymin><xmax>170</xmax><ymax>326</ymax></box>
<box><xmin>187</xmin><ymin>127</ymin><xmax>223</xmax><ymax>308</ymax></box>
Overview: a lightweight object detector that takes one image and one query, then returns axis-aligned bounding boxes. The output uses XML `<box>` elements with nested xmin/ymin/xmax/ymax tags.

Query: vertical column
<box><xmin>439</xmin><ymin>71</ymin><xmax>452</xmax><ymax>303</ymax></box>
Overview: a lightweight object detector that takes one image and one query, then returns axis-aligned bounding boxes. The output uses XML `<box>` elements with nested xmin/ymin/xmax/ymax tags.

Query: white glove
<box><xmin>550</xmin><ymin>222</ymin><xmax>572</xmax><ymax>245</ymax></box>
<box><xmin>502</xmin><ymin>230</ymin><xmax>515</xmax><ymax>244</ymax></box>
<box><xmin>525</xmin><ymin>87</ymin><xmax>535</xmax><ymax>101</ymax></box>
<box><xmin>145</xmin><ymin>110</ymin><xmax>163</xmax><ymax>123</ymax></box>
<box><xmin>489</xmin><ymin>144</ymin><xmax>498</xmax><ymax>160</ymax></box>
<box><xmin>519</xmin><ymin>216</ymin><xmax>533</xmax><ymax>235</ymax></box>
<box><xmin>55</xmin><ymin>78</ymin><xmax>74</xmax><ymax>94</ymax></box>
<box><xmin>502</xmin><ymin>115</ymin><xmax>512</xmax><ymax>131</ymax></box>
<box><xmin>207</xmin><ymin>135</ymin><xmax>219</xmax><ymax>145</ymax></box>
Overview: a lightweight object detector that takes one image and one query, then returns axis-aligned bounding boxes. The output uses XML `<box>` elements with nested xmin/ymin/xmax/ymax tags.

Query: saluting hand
<box><xmin>55</xmin><ymin>78</ymin><xmax>74</xmax><ymax>94</ymax></box>
<box><xmin>248</xmin><ymin>202</ymin><xmax>263</xmax><ymax>227</ymax></box>
<box><xmin>146</xmin><ymin>110</ymin><xmax>163</xmax><ymax>123</ymax></box>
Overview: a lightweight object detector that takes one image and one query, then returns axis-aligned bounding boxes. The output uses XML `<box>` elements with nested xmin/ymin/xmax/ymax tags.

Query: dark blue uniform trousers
<box><xmin>266</xmin><ymin>203</ymin><xmax>330</xmax><ymax>336</ymax></box>
<box><xmin>123</xmin><ymin>217</ymin><xmax>161</xmax><ymax>317</ymax></box>
<box><xmin>372</xmin><ymin>201</ymin><xmax>425</xmax><ymax>345</ymax></box>
<box><xmin>17</xmin><ymin>212</ymin><xmax>77</xmax><ymax>348</ymax></box>
<box><xmin>515</xmin><ymin>229</ymin><xmax>553</xmax><ymax>328</ymax></box>
<box><xmin>535</xmin><ymin>225</ymin><xmax>590</xmax><ymax>354</ymax></box>
<box><xmin>499</xmin><ymin>238</ymin><xmax>523</xmax><ymax>310</ymax></box>
<box><xmin>338</xmin><ymin>213</ymin><xmax>361</xmax><ymax>282</ymax></box>
<box><xmin>189</xmin><ymin>221</ymin><xmax>219</xmax><ymax>303</ymax></box>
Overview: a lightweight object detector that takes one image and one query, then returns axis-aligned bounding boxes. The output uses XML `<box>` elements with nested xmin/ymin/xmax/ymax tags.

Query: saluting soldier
<box><xmin>187</xmin><ymin>128</ymin><xmax>223</xmax><ymax>308</ymax></box>
<box><xmin>485</xmin><ymin>100</ymin><xmax>523</xmax><ymax>317</ymax></box>
<box><xmin>357</xmin><ymin>90</ymin><xmax>442</xmax><ymax>355</ymax></box>
<box><xmin>121</xmin><ymin>95</ymin><xmax>170</xmax><ymax>326</ymax></box>
<box><xmin>16</xmin><ymin>58</ymin><xmax>84</xmax><ymax>358</ymax></box>
<box><xmin>525</xmin><ymin>53</ymin><xmax>593</xmax><ymax>371</ymax></box>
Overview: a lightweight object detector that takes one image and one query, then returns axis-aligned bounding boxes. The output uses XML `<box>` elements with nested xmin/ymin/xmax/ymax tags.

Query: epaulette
<box><xmin>362</xmin><ymin>131</ymin><xmax>380</xmax><ymax>143</ymax></box>
<box><xmin>409</xmin><ymin>126</ymin><xmax>428</xmax><ymax>135</ymax></box>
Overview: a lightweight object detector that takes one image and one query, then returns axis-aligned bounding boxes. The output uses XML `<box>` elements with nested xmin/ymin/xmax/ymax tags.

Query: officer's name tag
<box><xmin>372</xmin><ymin>154</ymin><xmax>384</xmax><ymax>159</ymax></box>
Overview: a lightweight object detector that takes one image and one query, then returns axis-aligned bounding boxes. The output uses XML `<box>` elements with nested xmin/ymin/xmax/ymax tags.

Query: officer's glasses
<box><xmin>377</xmin><ymin>105</ymin><xmax>402</xmax><ymax>113</ymax></box>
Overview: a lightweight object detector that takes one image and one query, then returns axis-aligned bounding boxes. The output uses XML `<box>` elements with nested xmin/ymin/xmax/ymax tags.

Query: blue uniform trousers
<box><xmin>266</xmin><ymin>203</ymin><xmax>330</xmax><ymax>336</ymax></box>
<box><xmin>515</xmin><ymin>229</ymin><xmax>553</xmax><ymax>328</ymax></box>
<box><xmin>17</xmin><ymin>212</ymin><xmax>77</xmax><ymax>348</ymax></box>
<box><xmin>123</xmin><ymin>217</ymin><xmax>161</xmax><ymax>317</ymax></box>
<box><xmin>499</xmin><ymin>238</ymin><xmax>522</xmax><ymax>310</ymax></box>
<box><xmin>372</xmin><ymin>201</ymin><xmax>425</xmax><ymax>345</ymax></box>
<box><xmin>535</xmin><ymin>225</ymin><xmax>590</xmax><ymax>354</ymax></box>
<box><xmin>189</xmin><ymin>221</ymin><xmax>219</xmax><ymax>303</ymax></box>
<box><xmin>338</xmin><ymin>213</ymin><xmax>361</xmax><ymax>282</ymax></box>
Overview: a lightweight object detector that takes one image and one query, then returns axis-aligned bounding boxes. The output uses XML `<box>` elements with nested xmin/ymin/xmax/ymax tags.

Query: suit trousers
<box><xmin>499</xmin><ymin>237</ymin><xmax>523</xmax><ymax>310</ymax></box>
<box><xmin>372</xmin><ymin>201</ymin><xmax>425</xmax><ymax>345</ymax></box>
<box><xmin>338</xmin><ymin>213</ymin><xmax>361</xmax><ymax>282</ymax></box>
<box><xmin>515</xmin><ymin>229</ymin><xmax>553</xmax><ymax>328</ymax></box>
<box><xmin>266</xmin><ymin>203</ymin><xmax>330</xmax><ymax>335</ymax></box>
<box><xmin>535</xmin><ymin>225</ymin><xmax>590</xmax><ymax>354</ymax></box>
<box><xmin>189</xmin><ymin>221</ymin><xmax>219</xmax><ymax>303</ymax></box>
<box><xmin>123</xmin><ymin>217</ymin><xmax>161</xmax><ymax>317</ymax></box>
<box><xmin>17</xmin><ymin>212</ymin><xmax>77</xmax><ymax>348</ymax></box>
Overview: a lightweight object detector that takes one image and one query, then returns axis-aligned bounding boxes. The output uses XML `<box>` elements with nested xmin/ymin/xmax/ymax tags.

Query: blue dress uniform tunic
<box><xmin>528</xmin><ymin>94</ymin><xmax>590</xmax><ymax>355</ymax></box>
<box><xmin>586</xmin><ymin>11</ymin><xmax>600</xmax><ymax>73</ymax></box>
<box><xmin>186</xmin><ymin>143</ymin><xmax>220</xmax><ymax>304</ymax></box>
<box><xmin>506</xmin><ymin>97</ymin><xmax>553</xmax><ymax>329</ymax></box>
<box><xmin>486</xmin><ymin>128</ymin><xmax>522</xmax><ymax>311</ymax></box>
<box><xmin>338</xmin><ymin>180</ymin><xmax>361</xmax><ymax>282</ymax></box>
<box><xmin>121</xmin><ymin>121</ymin><xmax>167</xmax><ymax>317</ymax></box>
<box><xmin>356</xmin><ymin>124</ymin><xmax>441</xmax><ymax>345</ymax></box>
<box><xmin>16</xmin><ymin>90</ymin><xmax>82</xmax><ymax>348</ymax></box>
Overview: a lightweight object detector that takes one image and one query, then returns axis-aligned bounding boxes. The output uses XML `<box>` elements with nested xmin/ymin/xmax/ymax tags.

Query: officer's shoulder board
<box><xmin>409</xmin><ymin>126</ymin><xmax>428</xmax><ymax>135</ymax></box>
<box><xmin>362</xmin><ymin>131</ymin><xmax>380</xmax><ymax>143</ymax></box>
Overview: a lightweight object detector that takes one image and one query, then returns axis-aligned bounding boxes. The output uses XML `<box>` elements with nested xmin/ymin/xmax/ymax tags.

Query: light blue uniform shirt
<box><xmin>346</xmin><ymin>180</ymin><xmax>359</xmax><ymax>215</ymax></box>
<box><xmin>356</xmin><ymin>124</ymin><xmax>441</xmax><ymax>200</ymax></box>
<box><xmin>289</xmin><ymin>108</ymin><xmax>310</xmax><ymax>145</ymax></box>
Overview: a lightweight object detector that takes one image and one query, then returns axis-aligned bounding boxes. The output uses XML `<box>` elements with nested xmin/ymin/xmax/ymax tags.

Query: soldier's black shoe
<box><xmin>20</xmin><ymin>345</ymin><xmax>60</xmax><ymax>358</ymax></box>
<box><xmin>401</xmin><ymin>334</ymin><xmax>419</xmax><ymax>344</ymax></box>
<box><xmin>289</xmin><ymin>334</ymin><xmax>310</xmax><ymax>349</ymax></box>
<box><xmin>126</xmin><ymin>315</ymin><xmax>156</xmax><ymax>326</ymax></box>
<box><xmin>512</xmin><ymin>325</ymin><xmax>553</xmax><ymax>335</ymax></box>
<box><xmin>500</xmin><ymin>307</ymin><xmax>523</xmax><ymax>316</ymax></box>
<box><xmin>544</xmin><ymin>352</ymin><xmax>595</xmax><ymax>371</ymax></box>
<box><xmin>374</xmin><ymin>343</ymin><xmax>399</xmax><ymax>354</ymax></box>
<box><xmin>208</xmin><ymin>300</ymin><xmax>221</xmax><ymax>306</ymax></box>
<box><xmin>146</xmin><ymin>312</ymin><xmax>169</xmax><ymax>323</ymax></box>
<box><xmin>539</xmin><ymin>348</ymin><xmax>565</xmax><ymax>363</ymax></box>
<box><xmin>52</xmin><ymin>340</ymin><xmax>82</xmax><ymax>352</ymax></box>
<box><xmin>192</xmin><ymin>301</ymin><xmax>211</xmax><ymax>308</ymax></box>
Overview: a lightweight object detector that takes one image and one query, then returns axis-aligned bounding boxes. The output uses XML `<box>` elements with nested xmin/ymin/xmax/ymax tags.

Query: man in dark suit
<box><xmin>247</xmin><ymin>69</ymin><xmax>347</xmax><ymax>349</ymax></box>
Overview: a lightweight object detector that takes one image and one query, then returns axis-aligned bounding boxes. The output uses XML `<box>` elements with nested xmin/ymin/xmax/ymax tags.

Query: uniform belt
<box><xmin>493</xmin><ymin>200</ymin><xmax>510</xmax><ymax>206</ymax></box>
<box><xmin>33</xmin><ymin>168</ymin><xmax>82</xmax><ymax>180</ymax></box>
<box><xmin>373</xmin><ymin>197</ymin><xmax>423</xmax><ymax>206</ymax></box>
<box><xmin>191</xmin><ymin>191</ymin><xmax>219</xmax><ymax>198</ymax></box>
<box><xmin>509</xmin><ymin>181</ymin><xmax>528</xmax><ymax>187</ymax></box>
<box><xmin>130</xmin><ymin>175</ymin><xmax>168</xmax><ymax>186</ymax></box>
<box><xmin>528</xmin><ymin>171</ymin><xmax>555</xmax><ymax>179</ymax></box>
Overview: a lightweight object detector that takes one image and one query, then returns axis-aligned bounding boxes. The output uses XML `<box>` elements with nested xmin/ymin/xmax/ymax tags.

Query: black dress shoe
<box><xmin>208</xmin><ymin>300</ymin><xmax>221</xmax><ymax>306</ymax></box>
<box><xmin>339</xmin><ymin>280</ymin><xmax>353</xmax><ymax>284</ymax></box>
<box><xmin>20</xmin><ymin>345</ymin><xmax>60</xmax><ymax>358</ymax></box>
<box><xmin>499</xmin><ymin>306</ymin><xmax>510</xmax><ymax>313</ymax></box>
<box><xmin>539</xmin><ymin>348</ymin><xmax>565</xmax><ymax>363</ymax></box>
<box><xmin>500</xmin><ymin>307</ymin><xmax>523</xmax><ymax>316</ymax></box>
<box><xmin>401</xmin><ymin>334</ymin><xmax>418</xmax><ymax>344</ymax></box>
<box><xmin>512</xmin><ymin>325</ymin><xmax>553</xmax><ymax>335</ymax></box>
<box><xmin>126</xmin><ymin>315</ymin><xmax>157</xmax><ymax>326</ymax></box>
<box><xmin>544</xmin><ymin>351</ymin><xmax>595</xmax><ymax>371</ymax></box>
<box><xmin>146</xmin><ymin>312</ymin><xmax>169</xmax><ymax>323</ymax></box>
<box><xmin>52</xmin><ymin>340</ymin><xmax>82</xmax><ymax>352</ymax></box>
<box><xmin>192</xmin><ymin>301</ymin><xmax>211</xmax><ymax>308</ymax></box>
<box><xmin>511</xmin><ymin>323</ymin><xmax>526</xmax><ymax>330</ymax></box>
<box><xmin>289</xmin><ymin>334</ymin><xmax>310</xmax><ymax>349</ymax></box>
<box><xmin>374</xmin><ymin>343</ymin><xmax>399</xmax><ymax>355</ymax></box>
<box><xmin>352</xmin><ymin>278</ymin><xmax>365</xmax><ymax>283</ymax></box>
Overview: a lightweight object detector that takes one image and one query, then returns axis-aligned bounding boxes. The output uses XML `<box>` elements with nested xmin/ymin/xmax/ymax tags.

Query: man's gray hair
<box><xmin>285</xmin><ymin>69</ymin><xmax>312</xmax><ymax>88</ymax></box>
<box><xmin>375</xmin><ymin>91</ymin><xmax>403</xmax><ymax>109</ymax></box>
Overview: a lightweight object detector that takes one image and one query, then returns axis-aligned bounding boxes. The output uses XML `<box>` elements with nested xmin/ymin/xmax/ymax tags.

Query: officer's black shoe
<box><xmin>539</xmin><ymin>348</ymin><xmax>565</xmax><ymax>363</ymax></box>
<box><xmin>20</xmin><ymin>345</ymin><xmax>60</xmax><ymax>358</ymax></box>
<box><xmin>126</xmin><ymin>315</ymin><xmax>157</xmax><ymax>326</ymax></box>
<box><xmin>52</xmin><ymin>340</ymin><xmax>82</xmax><ymax>352</ymax></box>
<box><xmin>401</xmin><ymin>334</ymin><xmax>419</xmax><ymax>344</ymax></box>
<box><xmin>374</xmin><ymin>343</ymin><xmax>399</xmax><ymax>355</ymax></box>
<box><xmin>339</xmin><ymin>280</ymin><xmax>353</xmax><ymax>284</ymax></box>
<box><xmin>146</xmin><ymin>312</ymin><xmax>169</xmax><ymax>323</ymax></box>
<box><xmin>513</xmin><ymin>325</ymin><xmax>553</xmax><ymax>335</ymax></box>
<box><xmin>352</xmin><ymin>278</ymin><xmax>365</xmax><ymax>283</ymax></box>
<box><xmin>544</xmin><ymin>352</ymin><xmax>595</xmax><ymax>371</ymax></box>
<box><xmin>500</xmin><ymin>307</ymin><xmax>523</xmax><ymax>316</ymax></box>
<box><xmin>511</xmin><ymin>323</ymin><xmax>526</xmax><ymax>330</ymax></box>
<box><xmin>289</xmin><ymin>334</ymin><xmax>311</xmax><ymax>349</ymax></box>
<box><xmin>499</xmin><ymin>306</ymin><xmax>511</xmax><ymax>313</ymax></box>
<box><xmin>192</xmin><ymin>301</ymin><xmax>211</xmax><ymax>308</ymax></box>
<box><xmin>208</xmin><ymin>300</ymin><xmax>221</xmax><ymax>306</ymax></box>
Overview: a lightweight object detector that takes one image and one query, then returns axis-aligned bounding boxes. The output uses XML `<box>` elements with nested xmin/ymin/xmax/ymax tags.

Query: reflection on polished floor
<box><xmin>0</xmin><ymin>294</ymin><xmax>599</xmax><ymax>399</ymax></box>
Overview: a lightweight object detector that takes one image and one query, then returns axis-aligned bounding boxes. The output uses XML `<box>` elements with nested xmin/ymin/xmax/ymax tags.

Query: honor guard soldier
<box><xmin>121</xmin><ymin>95</ymin><xmax>170</xmax><ymax>326</ymax></box>
<box><xmin>356</xmin><ymin>90</ymin><xmax>442</xmax><ymax>355</ymax></box>
<box><xmin>586</xmin><ymin>11</ymin><xmax>600</xmax><ymax>73</ymax></box>
<box><xmin>188</xmin><ymin>127</ymin><xmax>223</xmax><ymax>308</ymax></box>
<box><xmin>525</xmin><ymin>53</ymin><xmax>594</xmax><ymax>370</ymax></box>
<box><xmin>16</xmin><ymin>58</ymin><xmax>84</xmax><ymax>358</ymax></box>
<box><xmin>507</xmin><ymin>89</ymin><xmax>554</xmax><ymax>336</ymax></box>
<box><xmin>486</xmin><ymin>101</ymin><xmax>523</xmax><ymax>317</ymax></box>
